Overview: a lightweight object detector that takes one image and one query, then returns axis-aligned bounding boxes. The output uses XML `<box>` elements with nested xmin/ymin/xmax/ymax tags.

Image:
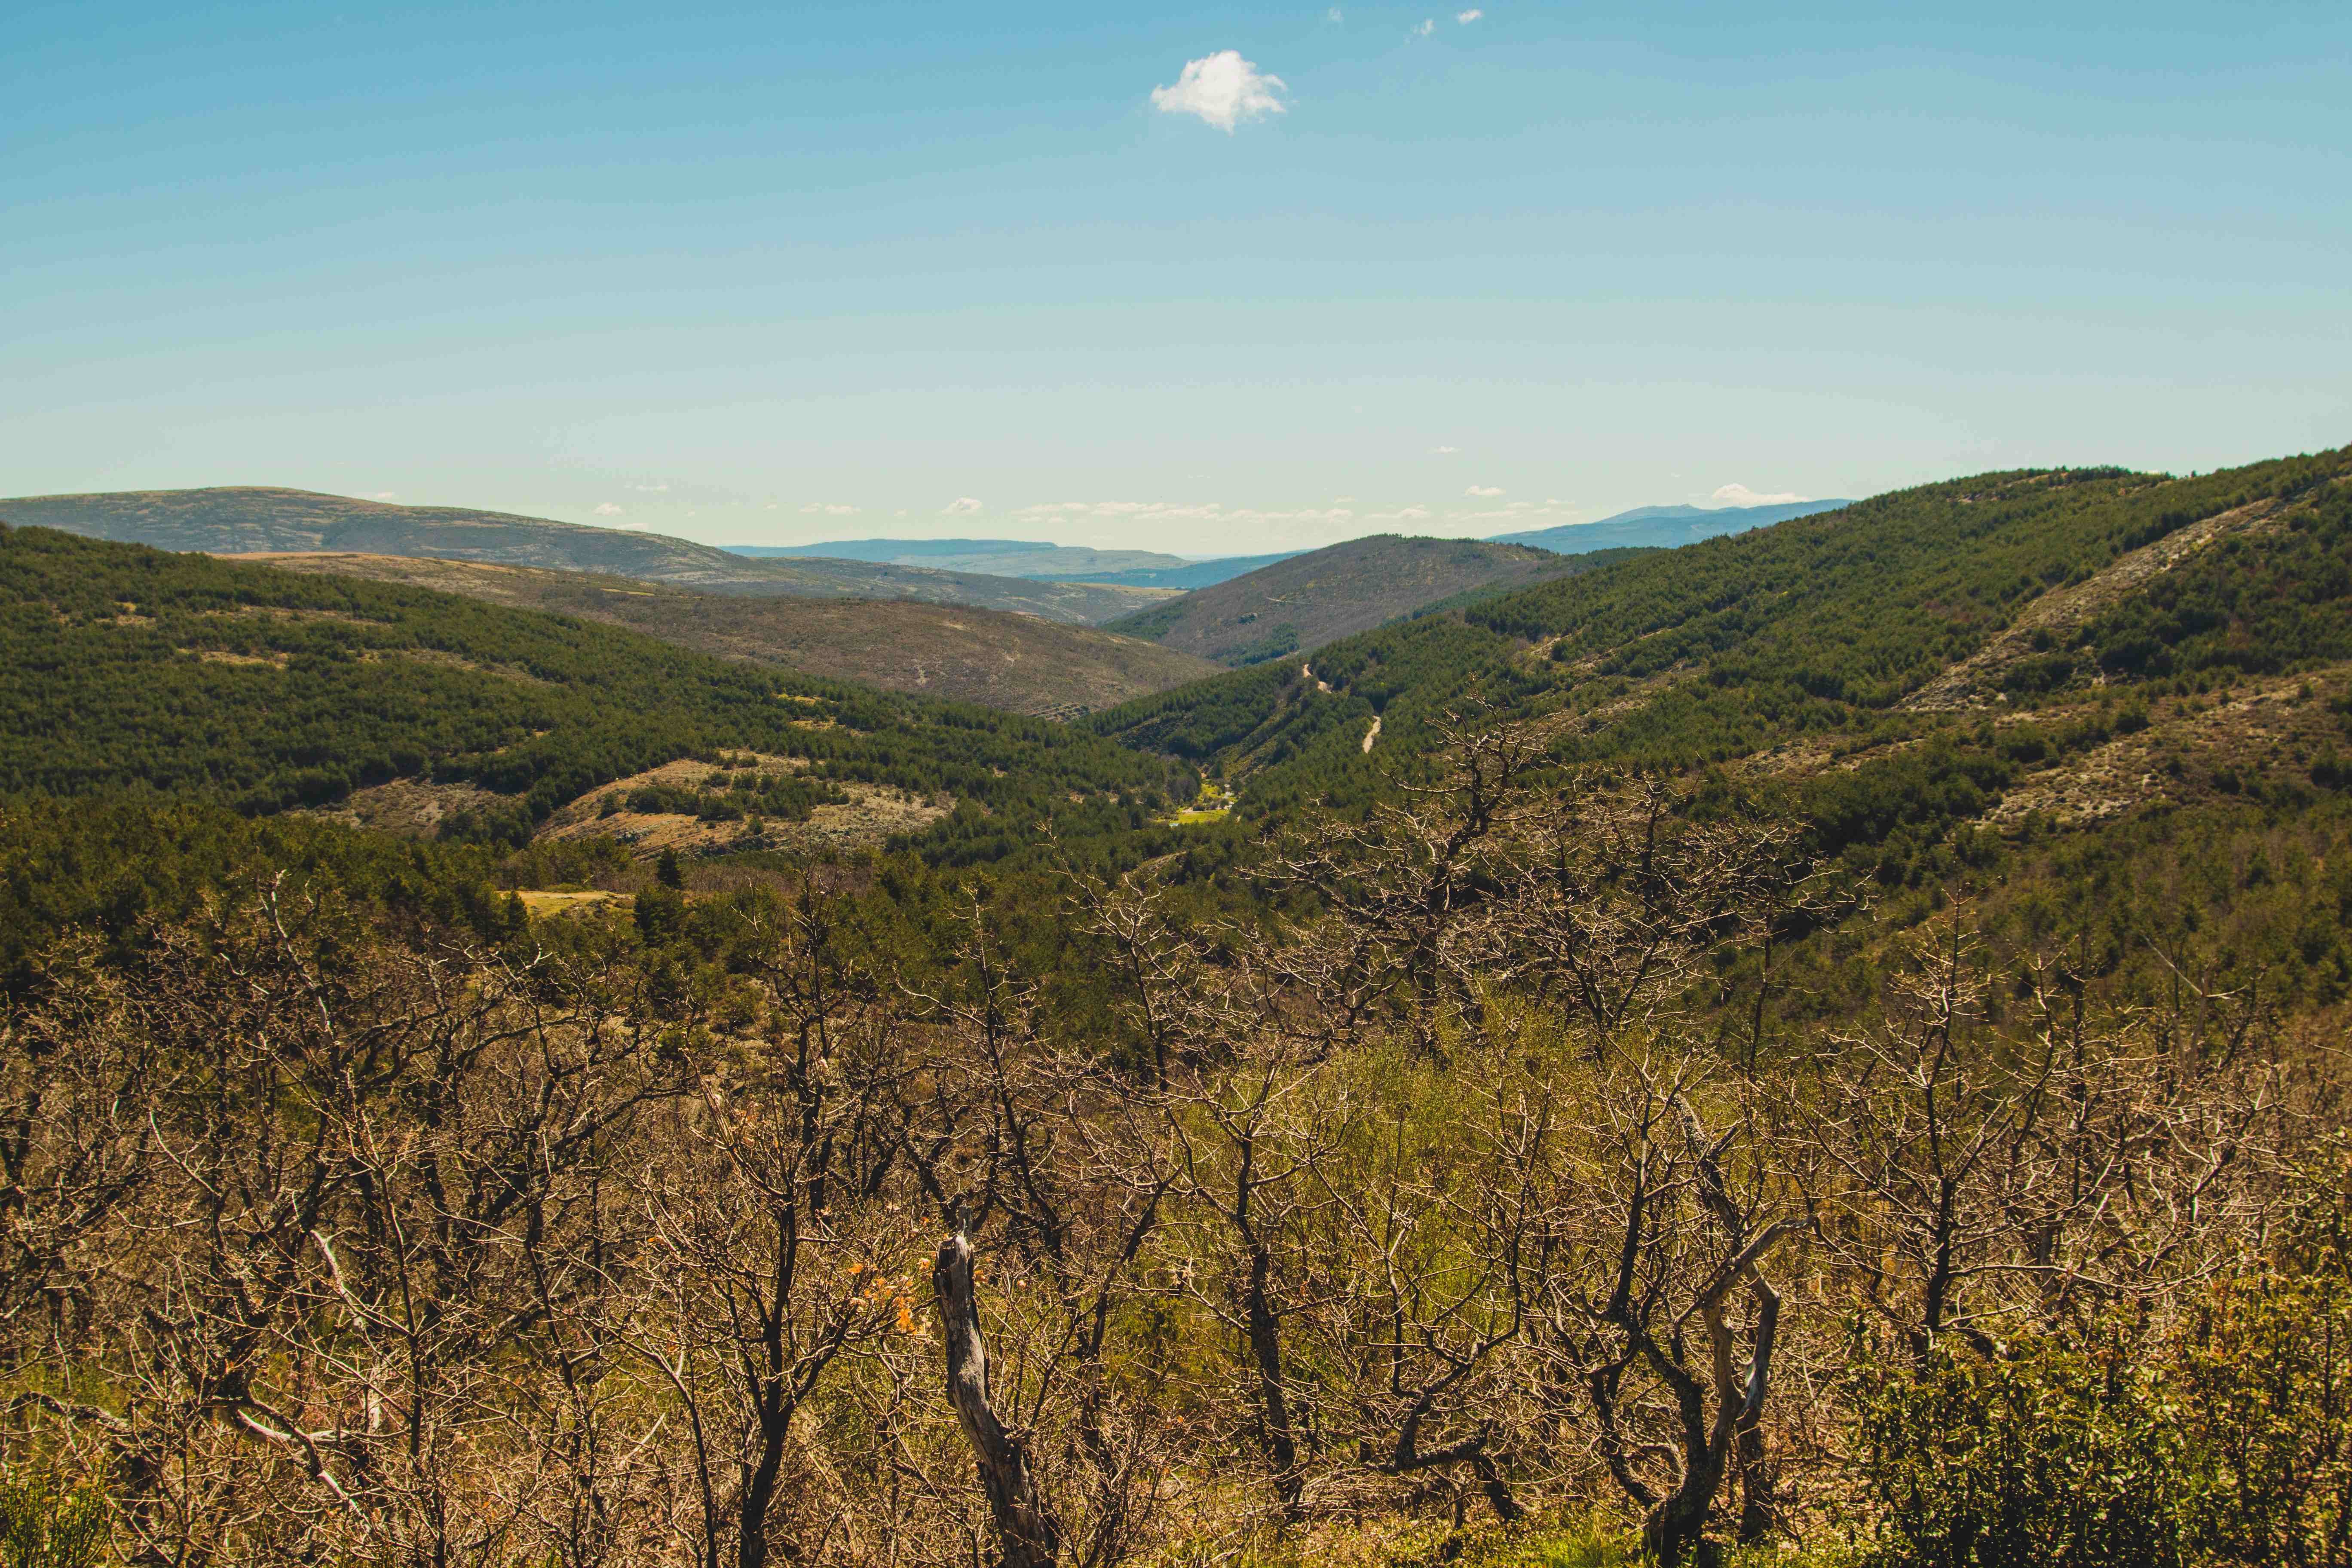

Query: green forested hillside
<box><xmin>0</xmin><ymin>526</ymin><xmax>1189</xmax><ymax>842</ymax></box>
<box><xmin>1094</xmin><ymin>451</ymin><xmax>2351</xmax><ymax>801</ymax></box>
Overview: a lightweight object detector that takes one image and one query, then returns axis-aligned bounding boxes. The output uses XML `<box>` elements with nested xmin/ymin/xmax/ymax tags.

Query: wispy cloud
<box><xmin>1151</xmin><ymin>51</ymin><xmax>1287</xmax><ymax>133</ymax></box>
<box><xmin>1432</xmin><ymin>444</ymin><xmax>1461</xmax><ymax>455</ymax></box>
<box><xmin>942</xmin><ymin>497</ymin><xmax>985</xmax><ymax>516</ymax></box>
<box><xmin>1327</xmin><ymin>5</ymin><xmax>1343</xmax><ymax>19</ymax></box>
<box><xmin>593</xmin><ymin>503</ymin><xmax>624</xmax><ymax>516</ymax></box>
<box><xmin>799</xmin><ymin>503</ymin><xmax>858</xmax><ymax>516</ymax></box>
<box><xmin>1457</xmin><ymin>8</ymin><xmax>1484</xmax><ymax>21</ymax></box>
<box><xmin>1711</xmin><ymin>483</ymin><xmax>1807</xmax><ymax>506</ymax></box>
<box><xmin>1467</xmin><ymin>484</ymin><xmax>1504</xmax><ymax>497</ymax></box>
<box><xmin>364</xmin><ymin>490</ymin><xmax>397</xmax><ymax>501</ymax></box>
<box><xmin>1413</xmin><ymin>18</ymin><xmax>1436</xmax><ymax>36</ymax></box>
<box><xmin>628</xmin><ymin>483</ymin><xmax>670</xmax><ymax>493</ymax></box>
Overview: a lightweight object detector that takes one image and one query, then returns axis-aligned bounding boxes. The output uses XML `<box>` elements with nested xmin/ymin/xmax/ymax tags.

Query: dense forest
<box><xmin>0</xmin><ymin>450</ymin><xmax>2348</xmax><ymax>1568</ymax></box>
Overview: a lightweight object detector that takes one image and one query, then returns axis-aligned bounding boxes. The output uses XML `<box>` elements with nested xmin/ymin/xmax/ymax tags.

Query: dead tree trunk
<box><xmin>934</xmin><ymin>1232</ymin><xmax>1060</xmax><ymax>1568</ymax></box>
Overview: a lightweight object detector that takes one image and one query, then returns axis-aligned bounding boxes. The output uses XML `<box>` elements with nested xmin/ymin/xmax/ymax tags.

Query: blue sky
<box><xmin>6</xmin><ymin>1</ymin><xmax>2348</xmax><ymax>553</ymax></box>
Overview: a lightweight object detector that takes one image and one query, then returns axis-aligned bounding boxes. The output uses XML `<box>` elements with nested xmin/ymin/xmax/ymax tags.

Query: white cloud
<box><xmin>942</xmin><ymin>497</ymin><xmax>985</xmax><ymax>516</ymax></box>
<box><xmin>1711</xmin><ymin>483</ymin><xmax>1807</xmax><ymax>506</ymax></box>
<box><xmin>1413</xmin><ymin>18</ymin><xmax>1436</xmax><ymax>36</ymax></box>
<box><xmin>364</xmin><ymin>490</ymin><xmax>397</xmax><ymax>501</ymax></box>
<box><xmin>1432</xmin><ymin>444</ymin><xmax>1460</xmax><ymax>455</ymax></box>
<box><xmin>1457</xmin><ymin>8</ymin><xmax>1483</xmax><ymax>20</ymax></box>
<box><xmin>799</xmin><ymin>503</ymin><xmax>858</xmax><ymax>516</ymax></box>
<box><xmin>629</xmin><ymin>483</ymin><xmax>671</xmax><ymax>493</ymax></box>
<box><xmin>593</xmin><ymin>503</ymin><xmax>624</xmax><ymax>516</ymax></box>
<box><xmin>1467</xmin><ymin>484</ymin><xmax>1504</xmax><ymax>497</ymax></box>
<box><xmin>1327</xmin><ymin>5</ymin><xmax>1343</xmax><ymax>18</ymax></box>
<box><xmin>1152</xmin><ymin>51</ymin><xmax>1288</xmax><ymax>133</ymax></box>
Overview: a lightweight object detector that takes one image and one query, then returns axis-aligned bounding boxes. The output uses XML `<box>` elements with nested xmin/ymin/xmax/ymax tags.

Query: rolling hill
<box><xmin>0</xmin><ymin>524</ymin><xmax>1191</xmax><ymax>848</ymax></box>
<box><xmin>1101</xmin><ymin>534</ymin><xmax>1589</xmax><ymax>667</ymax></box>
<box><xmin>1485</xmin><ymin>497</ymin><xmax>1851</xmax><ymax>553</ymax></box>
<box><xmin>1091</xmin><ymin>449</ymin><xmax>2352</xmax><ymax>847</ymax></box>
<box><xmin>229</xmin><ymin>551</ymin><xmax>1222</xmax><ymax>717</ymax></box>
<box><xmin>0</xmin><ymin>488</ymin><xmax>1174</xmax><ymax>625</ymax></box>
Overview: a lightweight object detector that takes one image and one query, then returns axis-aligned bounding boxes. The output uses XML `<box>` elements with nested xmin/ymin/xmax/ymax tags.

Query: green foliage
<box><xmin>1847</xmin><ymin>1157</ymin><xmax>2352</xmax><ymax>1568</ymax></box>
<box><xmin>0</xmin><ymin>793</ymin><xmax>511</xmax><ymax>995</ymax></box>
<box><xmin>2168</xmin><ymin>1145</ymin><xmax>2352</xmax><ymax>1565</ymax></box>
<box><xmin>1846</xmin><ymin>1329</ymin><xmax>2178</xmax><ymax>1568</ymax></box>
<box><xmin>610</xmin><ymin>768</ymin><xmax>849</xmax><ymax>823</ymax></box>
<box><xmin>1213</xmin><ymin>622</ymin><xmax>1300</xmax><ymax>666</ymax></box>
<box><xmin>0</xmin><ymin>1475</ymin><xmax>109</xmax><ymax>1568</ymax></box>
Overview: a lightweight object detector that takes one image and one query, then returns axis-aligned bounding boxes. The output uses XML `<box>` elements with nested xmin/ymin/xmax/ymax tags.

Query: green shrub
<box><xmin>0</xmin><ymin>1476</ymin><xmax>108</xmax><ymax>1568</ymax></box>
<box><xmin>1845</xmin><ymin>1327</ymin><xmax>2178</xmax><ymax>1568</ymax></box>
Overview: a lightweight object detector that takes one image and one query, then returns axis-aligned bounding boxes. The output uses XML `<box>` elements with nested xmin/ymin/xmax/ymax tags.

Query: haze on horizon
<box><xmin>6</xmin><ymin>1</ymin><xmax>2348</xmax><ymax>556</ymax></box>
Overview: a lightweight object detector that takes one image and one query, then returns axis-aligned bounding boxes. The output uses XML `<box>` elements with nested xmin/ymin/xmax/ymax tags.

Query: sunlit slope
<box><xmin>1091</xmin><ymin>449</ymin><xmax>2352</xmax><ymax>820</ymax></box>
<box><xmin>0</xmin><ymin>527</ymin><xmax>1188</xmax><ymax>840</ymax></box>
<box><xmin>230</xmin><ymin>551</ymin><xmax>1221</xmax><ymax>717</ymax></box>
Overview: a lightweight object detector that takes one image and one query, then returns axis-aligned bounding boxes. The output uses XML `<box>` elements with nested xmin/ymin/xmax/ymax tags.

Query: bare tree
<box><xmin>1528</xmin><ymin>1050</ymin><xmax>1795</xmax><ymax>1564</ymax></box>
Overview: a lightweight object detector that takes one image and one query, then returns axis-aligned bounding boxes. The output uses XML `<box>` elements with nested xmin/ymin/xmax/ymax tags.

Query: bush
<box><xmin>1847</xmin><ymin>1148</ymin><xmax>2352</xmax><ymax>1568</ymax></box>
<box><xmin>0</xmin><ymin>1476</ymin><xmax>109</xmax><ymax>1568</ymax></box>
<box><xmin>1845</xmin><ymin>1326</ymin><xmax>2178</xmax><ymax>1568</ymax></box>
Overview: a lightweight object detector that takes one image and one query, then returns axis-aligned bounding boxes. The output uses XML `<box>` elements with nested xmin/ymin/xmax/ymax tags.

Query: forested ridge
<box><xmin>0</xmin><ymin>452</ymin><xmax>2348</xmax><ymax>1568</ymax></box>
<box><xmin>0</xmin><ymin>525</ymin><xmax>1191</xmax><ymax>847</ymax></box>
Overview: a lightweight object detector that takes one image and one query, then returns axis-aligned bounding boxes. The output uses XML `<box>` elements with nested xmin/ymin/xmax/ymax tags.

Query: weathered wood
<box><xmin>934</xmin><ymin>1232</ymin><xmax>1060</xmax><ymax>1568</ymax></box>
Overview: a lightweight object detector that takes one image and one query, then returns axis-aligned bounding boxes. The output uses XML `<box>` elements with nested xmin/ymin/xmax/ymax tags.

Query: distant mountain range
<box><xmin>1488</xmin><ymin>499</ymin><xmax>1851</xmax><ymax>553</ymax></box>
<box><xmin>1056</xmin><ymin>551</ymin><xmax>1308</xmax><ymax>591</ymax></box>
<box><xmin>726</xmin><ymin>538</ymin><xmax>1191</xmax><ymax>580</ymax></box>
<box><xmin>0</xmin><ymin>489</ymin><xmax>1173</xmax><ymax>625</ymax></box>
<box><xmin>726</xmin><ymin>537</ymin><xmax>1312</xmax><ymax>592</ymax></box>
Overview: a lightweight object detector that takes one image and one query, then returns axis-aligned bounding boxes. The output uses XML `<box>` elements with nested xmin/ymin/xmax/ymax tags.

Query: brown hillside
<box><xmin>1106</xmin><ymin>534</ymin><xmax>1580</xmax><ymax>665</ymax></box>
<box><xmin>228</xmin><ymin>552</ymin><xmax>1222</xmax><ymax>717</ymax></box>
<box><xmin>1</xmin><ymin>487</ymin><xmax>1173</xmax><ymax>625</ymax></box>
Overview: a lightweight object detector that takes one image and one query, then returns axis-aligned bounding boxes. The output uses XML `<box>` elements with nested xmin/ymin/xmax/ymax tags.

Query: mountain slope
<box><xmin>1486</xmin><ymin>498</ymin><xmax>1851</xmax><ymax>553</ymax></box>
<box><xmin>0</xmin><ymin>525</ymin><xmax>1189</xmax><ymax>843</ymax></box>
<box><xmin>1090</xmin><ymin>450</ymin><xmax>2352</xmax><ymax>834</ymax></box>
<box><xmin>1102</xmin><ymin>534</ymin><xmax>1583</xmax><ymax>666</ymax></box>
<box><xmin>0</xmin><ymin>488</ymin><xmax>1174</xmax><ymax>625</ymax></box>
<box><xmin>230</xmin><ymin>551</ymin><xmax>1221</xmax><ymax>717</ymax></box>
